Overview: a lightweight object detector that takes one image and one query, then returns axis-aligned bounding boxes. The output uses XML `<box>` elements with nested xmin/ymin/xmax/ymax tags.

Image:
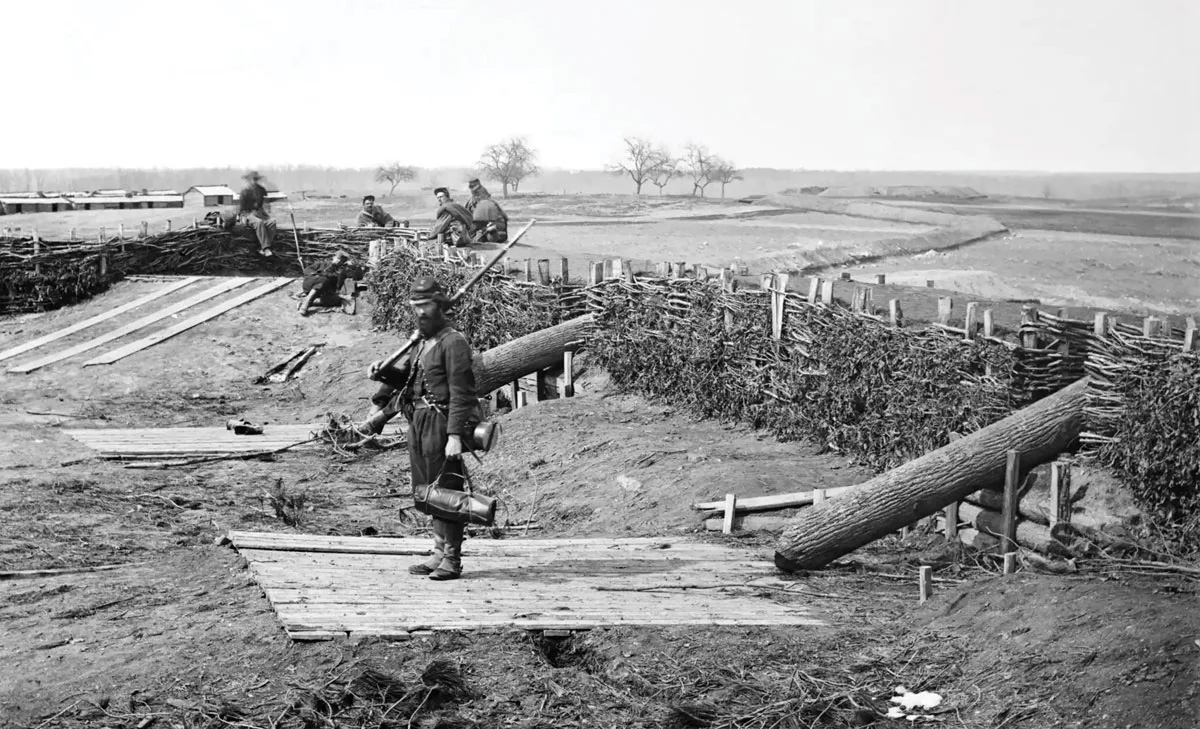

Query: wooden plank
<box><xmin>0</xmin><ymin>277</ymin><xmax>205</xmax><ymax>363</ymax></box>
<box><xmin>704</xmin><ymin>514</ymin><xmax>792</xmax><ymax>532</ymax></box>
<box><xmin>918</xmin><ymin>565</ymin><xmax>932</xmax><ymax>603</ymax></box>
<box><xmin>7</xmin><ymin>277</ymin><xmax>255</xmax><ymax>373</ymax></box>
<box><xmin>693</xmin><ymin>485</ymin><xmax>857</xmax><ymax>513</ymax></box>
<box><xmin>722</xmin><ymin>494</ymin><xmax>737</xmax><ymax>533</ymax></box>
<box><xmin>83</xmin><ymin>277</ymin><xmax>294</xmax><ymax>366</ymax></box>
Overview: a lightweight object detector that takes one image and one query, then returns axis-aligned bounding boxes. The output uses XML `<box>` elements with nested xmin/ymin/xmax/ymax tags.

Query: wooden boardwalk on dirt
<box><xmin>228</xmin><ymin>531</ymin><xmax>825</xmax><ymax>640</ymax></box>
<box><xmin>64</xmin><ymin>424</ymin><xmax>323</xmax><ymax>459</ymax></box>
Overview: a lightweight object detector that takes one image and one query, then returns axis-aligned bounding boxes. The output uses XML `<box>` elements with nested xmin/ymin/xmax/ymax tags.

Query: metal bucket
<box><xmin>466</xmin><ymin>421</ymin><xmax>500</xmax><ymax>453</ymax></box>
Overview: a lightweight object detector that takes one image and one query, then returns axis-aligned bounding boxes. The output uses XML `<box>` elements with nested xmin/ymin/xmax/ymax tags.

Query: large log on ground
<box><xmin>774</xmin><ymin>378</ymin><xmax>1088</xmax><ymax>571</ymax></box>
<box><xmin>472</xmin><ymin>314</ymin><xmax>594</xmax><ymax>394</ymax></box>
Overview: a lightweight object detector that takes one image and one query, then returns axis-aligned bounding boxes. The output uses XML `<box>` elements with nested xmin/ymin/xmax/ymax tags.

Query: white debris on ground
<box><xmin>887</xmin><ymin>685</ymin><xmax>943</xmax><ymax>722</ymax></box>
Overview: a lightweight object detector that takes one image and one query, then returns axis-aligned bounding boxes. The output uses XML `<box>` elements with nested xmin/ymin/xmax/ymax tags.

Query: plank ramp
<box><xmin>228</xmin><ymin>531</ymin><xmax>825</xmax><ymax>640</ymax></box>
<box><xmin>6</xmin><ymin>277</ymin><xmax>255</xmax><ymax>374</ymax></box>
<box><xmin>83</xmin><ymin>277</ymin><xmax>295</xmax><ymax>366</ymax></box>
<box><xmin>64</xmin><ymin>424</ymin><xmax>323</xmax><ymax>459</ymax></box>
<box><xmin>0</xmin><ymin>276</ymin><xmax>205</xmax><ymax>363</ymax></box>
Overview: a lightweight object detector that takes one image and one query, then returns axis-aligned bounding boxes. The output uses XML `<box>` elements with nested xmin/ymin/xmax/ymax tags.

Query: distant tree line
<box><xmin>607</xmin><ymin>138</ymin><xmax>743</xmax><ymax>197</ymax></box>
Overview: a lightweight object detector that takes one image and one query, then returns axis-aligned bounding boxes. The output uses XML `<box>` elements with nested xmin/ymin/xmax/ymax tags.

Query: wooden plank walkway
<box><xmin>0</xmin><ymin>276</ymin><xmax>205</xmax><ymax>363</ymax></box>
<box><xmin>83</xmin><ymin>277</ymin><xmax>295</xmax><ymax>366</ymax></box>
<box><xmin>64</xmin><ymin>424</ymin><xmax>323</xmax><ymax>459</ymax></box>
<box><xmin>228</xmin><ymin>531</ymin><xmax>825</xmax><ymax>640</ymax></box>
<box><xmin>7</xmin><ymin>277</ymin><xmax>255</xmax><ymax>374</ymax></box>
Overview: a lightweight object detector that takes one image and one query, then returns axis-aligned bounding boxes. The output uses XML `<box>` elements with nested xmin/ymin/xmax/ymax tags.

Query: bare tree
<box><xmin>608</xmin><ymin>137</ymin><xmax>666</xmax><ymax>195</ymax></box>
<box><xmin>374</xmin><ymin>163</ymin><xmax>416</xmax><ymax>196</ymax></box>
<box><xmin>649</xmin><ymin>153</ymin><xmax>680</xmax><ymax>196</ymax></box>
<box><xmin>709</xmin><ymin>157</ymin><xmax>744</xmax><ymax>198</ymax></box>
<box><xmin>477</xmin><ymin>137</ymin><xmax>540</xmax><ymax>197</ymax></box>
<box><xmin>683</xmin><ymin>144</ymin><xmax>715</xmax><ymax>197</ymax></box>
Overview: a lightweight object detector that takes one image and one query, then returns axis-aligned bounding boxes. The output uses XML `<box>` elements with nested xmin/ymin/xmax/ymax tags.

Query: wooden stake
<box><xmin>140</xmin><ymin>221</ymin><xmax>148</xmax><ymax>237</ymax></box>
<box><xmin>944</xmin><ymin>501</ymin><xmax>958</xmax><ymax>540</ymax></box>
<box><xmin>771</xmin><ymin>273</ymin><xmax>790</xmax><ymax>339</ymax></box>
<box><xmin>722</xmin><ymin>494</ymin><xmax>737</xmax><ymax>534</ymax></box>
<box><xmin>559</xmin><ymin>258</ymin><xmax>569</xmax><ymax>284</ymax></box>
<box><xmin>937</xmin><ymin>297</ymin><xmax>953</xmax><ymax>324</ymax></box>
<box><xmin>1000</xmin><ymin>450</ymin><xmax>1020</xmax><ymax>555</ymax></box>
<box><xmin>1143</xmin><ymin>316</ymin><xmax>1162</xmax><ymax>338</ymax></box>
<box><xmin>70</xmin><ymin>228</ymin><xmax>76</xmax><ymax>240</ymax></box>
<box><xmin>509</xmin><ymin>381</ymin><xmax>520</xmax><ymax>409</ymax></box>
<box><xmin>819</xmin><ymin>279</ymin><xmax>834</xmax><ymax>305</ymax></box>
<box><xmin>807</xmin><ymin>277</ymin><xmax>821</xmax><ymax>304</ymax></box>
<box><xmin>603</xmin><ymin>259</ymin><xmax>614</xmax><ymax>279</ymax></box>
<box><xmin>612</xmin><ymin>258</ymin><xmax>624</xmax><ymax>279</ymax></box>
<box><xmin>118</xmin><ymin>223</ymin><xmax>124</xmax><ymax>239</ymax></box>
<box><xmin>165</xmin><ymin>219</ymin><xmax>172</xmax><ymax>232</ymax></box>
<box><xmin>563</xmin><ymin>351</ymin><xmax>575</xmax><ymax>398</ymax></box>
<box><xmin>888</xmin><ymin>299</ymin><xmax>902</xmax><ymax>327</ymax></box>
<box><xmin>1183</xmin><ymin>317</ymin><xmax>1196</xmax><ymax>352</ymax></box>
<box><xmin>983</xmin><ymin>309</ymin><xmax>995</xmax><ymax>337</ymax></box>
<box><xmin>524</xmin><ymin>258</ymin><xmax>533</xmax><ymax>282</ymax></box>
<box><xmin>918</xmin><ymin>565</ymin><xmax>932</xmax><ymax>602</ymax></box>
<box><xmin>1020</xmin><ymin>306</ymin><xmax>1040</xmax><ymax>349</ymax></box>
<box><xmin>99</xmin><ymin>254</ymin><xmax>107</xmax><ymax>275</ymax></box>
<box><xmin>589</xmin><ymin>262</ymin><xmax>604</xmax><ymax>285</ymax></box>
<box><xmin>192</xmin><ymin>217</ymin><xmax>198</xmax><ymax>228</ymax></box>
<box><xmin>875</xmin><ymin>273</ymin><xmax>886</xmax><ymax>285</ymax></box>
<box><xmin>812</xmin><ymin>488</ymin><xmax>827</xmax><ymax>505</ymax></box>
<box><xmin>964</xmin><ymin>302</ymin><xmax>978</xmax><ymax>340</ymax></box>
<box><xmin>537</xmin><ymin>258</ymin><xmax>551</xmax><ymax>286</ymax></box>
<box><xmin>516</xmin><ymin>391</ymin><xmax>528</xmax><ymax>409</ymax></box>
<box><xmin>1049</xmin><ymin>461</ymin><xmax>1072</xmax><ymax>529</ymax></box>
<box><xmin>1002</xmin><ymin>552</ymin><xmax>1017</xmax><ymax>575</ymax></box>
<box><xmin>1093</xmin><ymin>312</ymin><xmax>1109</xmax><ymax>337</ymax></box>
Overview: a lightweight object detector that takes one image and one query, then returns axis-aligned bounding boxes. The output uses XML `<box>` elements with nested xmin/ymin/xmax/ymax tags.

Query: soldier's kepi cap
<box><xmin>409</xmin><ymin>276</ymin><xmax>448</xmax><ymax>306</ymax></box>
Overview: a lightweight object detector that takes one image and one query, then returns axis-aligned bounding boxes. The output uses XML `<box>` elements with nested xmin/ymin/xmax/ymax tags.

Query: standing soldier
<box><xmin>369</xmin><ymin>276</ymin><xmax>478</xmax><ymax>581</ymax></box>
<box><xmin>236</xmin><ymin>171</ymin><xmax>278</xmax><ymax>257</ymax></box>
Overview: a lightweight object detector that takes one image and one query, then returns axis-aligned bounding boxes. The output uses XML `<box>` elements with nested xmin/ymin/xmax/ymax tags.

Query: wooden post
<box><xmin>192</xmin><ymin>217</ymin><xmax>198</xmax><ymax>229</ymax></box>
<box><xmin>964</xmin><ymin>302</ymin><xmax>979</xmax><ymax>340</ymax></box>
<box><xmin>1020</xmin><ymin>306</ymin><xmax>1040</xmax><ymax>349</ymax></box>
<box><xmin>563</xmin><ymin>350</ymin><xmax>575</xmax><ymax>398</ymax></box>
<box><xmin>944</xmin><ymin>502</ymin><xmax>958</xmax><ymax>540</ymax></box>
<box><xmin>812</xmin><ymin>488</ymin><xmax>827</xmax><ymax>505</ymax></box>
<box><xmin>1000</xmin><ymin>450</ymin><xmax>1021</xmax><ymax>555</ymax></box>
<box><xmin>524</xmin><ymin>258</ymin><xmax>533</xmax><ymax>283</ymax></box>
<box><xmin>1049</xmin><ymin>462</ymin><xmax>1072</xmax><ymax>529</ymax></box>
<box><xmin>99</xmin><ymin>254</ymin><xmax>107</xmax><ymax>276</ymax></box>
<box><xmin>771</xmin><ymin>273</ymin><xmax>789</xmax><ymax>339</ymax></box>
<box><xmin>875</xmin><ymin>273</ymin><xmax>886</xmax><ymax>285</ymax></box>
<box><xmin>140</xmin><ymin>221</ymin><xmax>149</xmax><ymax>237</ymax></box>
<box><xmin>721</xmin><ymin>270</ymin><xmax>735</xmax><ymax>331</ymax></box>
<box><xmin>759</xmin><ymin>273</ymin><xmax>774</xmax><ymax>292</ymax></box>
<box><xmin>623</xmin><ymin>265</ymin><xmax>634</xmax><ymax>284</ymax></box>
<box><xmin>603</xmin><ymin>259</ymin><xmax>614</xmax><ymax>279</ymax></box>
<box><xmin>1143</xmin><ymin>316</ymin><xmax>1162</xmax><ymax>338</ymax></box>
<box><xmin>937</xmin><ymin>297</ymin><xmax>953</xmax><ymax>325</ymax></box>
<box><xmin>1002</xmin><ymin>552</ymin><xmax>1017</xmax><ymax>575</ymax></box>
<box><xmin>97</xmin><ymin>230</ymin><xmax>104</xmax><ymax>244</ymax></box>
<box><xmin>559</xmin><ymin>258</ymin><xmax>569</xmax><ymax>284</ymax></box>
<box><xmin>1093</xmin><ymin>312</ymin><xmax>1109</xmax><ymax>337</ymax></box>
<box><xmin>918</xmin><ymin>565</ymin><xmax>932</xmax><ymax>603</ymax></box>
<box><xmin>33</xmin><ymin>229</ymin><xmax>40</xmax><ymax>276</ymax></box>
<box><xmin>509</xmin><ymin>381</ymin><xmax>520</xmax><ymax>409</ymax></box>
<box><xmin>118</xmin><ymin>223</ymin><xmax>124</xmax><ymax>240</ymax></box>
<box><xmin>1183</xmin><ymin>317</ymin><xmax>1196</xmax><ymax>352</ymax></box>
<box><xmin>819</xmin><ymin>280</ymin><xmax>834</xmax><ymax>305</ymax></box>
<box><xmin>537</xmin><ymin>259</ymin><xmax>551</xmax><ymax>286</ymax></box>
<box><xmin>70</xmin><ymin>227</ymin><xmax>76</xmax><ymax>240</ymax></box>
<box><xmin>165</xmin><ymin>219</ymin><xmax>172</xmax><ymax>232</ymax></box>
<box><xmin>589</xmin><ymin>262</ymin><xmax>604</xmax><ymax>285</ymax></box>
<box><xmin>983</xmin><ymin>309</ymin><xmax>995</xmax><ymax>337</ymax></box>
<box><xmin>807</xmin><ymin>277</ymin><xmax>821</xmax><ymax>304</ymax></box>
<box><xmin>888</xmin><ymin>299</ymin><xmax>902</xmax><ymax>327</ymax></box>
<box><xmin>516</xmin><ymin>391</ymin><xmax>528</xmax><ymax>409</ymax></box>
<box><xmin>722</xmin><ymin>494</ymin><xmax>737</xmax><ymax>534</ymax></box>
<box><xmin>612</xmin><ymin>258</ymin><xmax>624</xmax><ymax>280</ymax></box>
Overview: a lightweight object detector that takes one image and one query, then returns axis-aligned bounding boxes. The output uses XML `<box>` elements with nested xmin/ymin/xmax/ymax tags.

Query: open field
<box><xmin>2</xmin><ymin>192</ymin><xmax>1199</xmax><ymax>727</ymax></box>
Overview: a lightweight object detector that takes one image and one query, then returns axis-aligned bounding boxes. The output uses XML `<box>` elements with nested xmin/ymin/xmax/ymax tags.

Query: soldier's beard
<box><xmin>417</xmin><ymin>311</ymin><xmax>445</xmax><ymax>338</ymax></box>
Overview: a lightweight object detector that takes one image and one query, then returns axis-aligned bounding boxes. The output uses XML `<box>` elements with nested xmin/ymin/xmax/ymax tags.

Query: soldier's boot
<box><xmin>298</xmin><ymin>289</ymin><xmax>319</xmax><ymax>317</ymax></box>
<box><xmin>409</xmin><ymin>523</ymin><xmax>445</xmax><ymax>575</ymax></box>
<box><xmin>429</xmin><ymin>521</ymin><xmax>463</xmax><ymax>581</ymax></box>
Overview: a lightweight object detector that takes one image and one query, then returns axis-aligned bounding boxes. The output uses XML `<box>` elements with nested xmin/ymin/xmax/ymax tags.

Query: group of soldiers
<box><xmin>355</xmin><ymin>177</ymin><xmax>509</xmax><ymax>247</ymax></box>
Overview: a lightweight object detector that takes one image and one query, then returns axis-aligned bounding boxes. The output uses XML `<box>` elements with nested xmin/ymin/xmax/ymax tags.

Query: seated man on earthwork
<box><xmin>356</xmin><ymin>195</ymin><xmax>398</xmax><ymax>228</ymax></box>
<box><xmin>428</xmin><ymin>187</ymin><xmax>475</xmax><ymax>248</ymax></box>
<box><xmin>298</xmin><ymin>250</ymin><xmax>364</xmax><ymax>316</ymax></box>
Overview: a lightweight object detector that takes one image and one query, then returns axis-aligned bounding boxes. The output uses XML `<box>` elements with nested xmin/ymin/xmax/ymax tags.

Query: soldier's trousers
<box><xmin>239</xmin><ymin>212</ymin><xmax>277</xmax><ymax>250</ymax></box>
<box><xmin>408</xmin><ymin>407</ymin><xmax>465</xmax><ymax>572</ymax></box>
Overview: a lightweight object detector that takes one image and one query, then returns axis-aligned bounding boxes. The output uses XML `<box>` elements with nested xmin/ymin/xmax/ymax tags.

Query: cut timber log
<box><xmin>774</xmin><ymin>378</ymin><xmax>1088</xmax><ymax>571</ymax></box>
<box><xmin>965</xmin><ymin>489</ymin><xmax>1048</xmax><ymax>526</ymax></box>
<box><xmin>957</xmin><ymin>502</ymin><xmax>1074</xmax><ymax>557</ymax></box>
<box><xmin>693</xmin><ymin>485</ymin><xmax>857</xmax><ymax>513</ymax></box>
<box><xmin>473</xmin><ymin>314</ymin><xmax>595</xmax><ymax>395</ymax></box>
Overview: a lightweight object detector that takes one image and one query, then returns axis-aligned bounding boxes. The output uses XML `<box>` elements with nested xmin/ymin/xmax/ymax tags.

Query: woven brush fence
<box><xmin>0</xmin><ymin>226</ymin><xmax>421</xmax><ymax>314</ymax></box>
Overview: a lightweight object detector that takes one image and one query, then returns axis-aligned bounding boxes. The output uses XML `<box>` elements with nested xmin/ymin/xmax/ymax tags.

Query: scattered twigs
<box><xmin>0</xmin><ymin>563</ymin><xmax>133</xmax><ymax>580</ymax></box>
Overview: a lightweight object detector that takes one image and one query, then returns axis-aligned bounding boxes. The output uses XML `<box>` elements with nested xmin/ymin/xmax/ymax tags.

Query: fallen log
<box><xmin>957</xmin><ymin>502</ymin><xmax>1074</xmax><ymax>557</ymax></box>
<box><xmin>473</xmin><ymin>314</ymin><xmax>594</xmax><ymax>394</ymax></box>
<box><xmin>774</xmin><ymin>378</ymin><xmax>1088</xmax><ymax>571</ymax></box>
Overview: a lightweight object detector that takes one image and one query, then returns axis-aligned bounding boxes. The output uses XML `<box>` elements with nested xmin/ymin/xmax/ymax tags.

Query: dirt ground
<box><xmin>2</xmin><ymin>195</ymin><xmax>1199</xmax><ymax>728</ymax></box>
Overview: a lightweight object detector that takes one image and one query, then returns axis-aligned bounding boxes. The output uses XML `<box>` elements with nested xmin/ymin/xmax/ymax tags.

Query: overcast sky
<box><xmin>3</xmin><ymin>0</ymin><xmax>1196</xmax><ymax>172</ymax></box>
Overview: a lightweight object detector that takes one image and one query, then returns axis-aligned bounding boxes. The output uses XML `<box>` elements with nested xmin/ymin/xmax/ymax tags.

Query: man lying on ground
<box><xmin>298</xmin><ymin>250</ymin><xmax>363</xmax><ymax>316</ymax></box>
